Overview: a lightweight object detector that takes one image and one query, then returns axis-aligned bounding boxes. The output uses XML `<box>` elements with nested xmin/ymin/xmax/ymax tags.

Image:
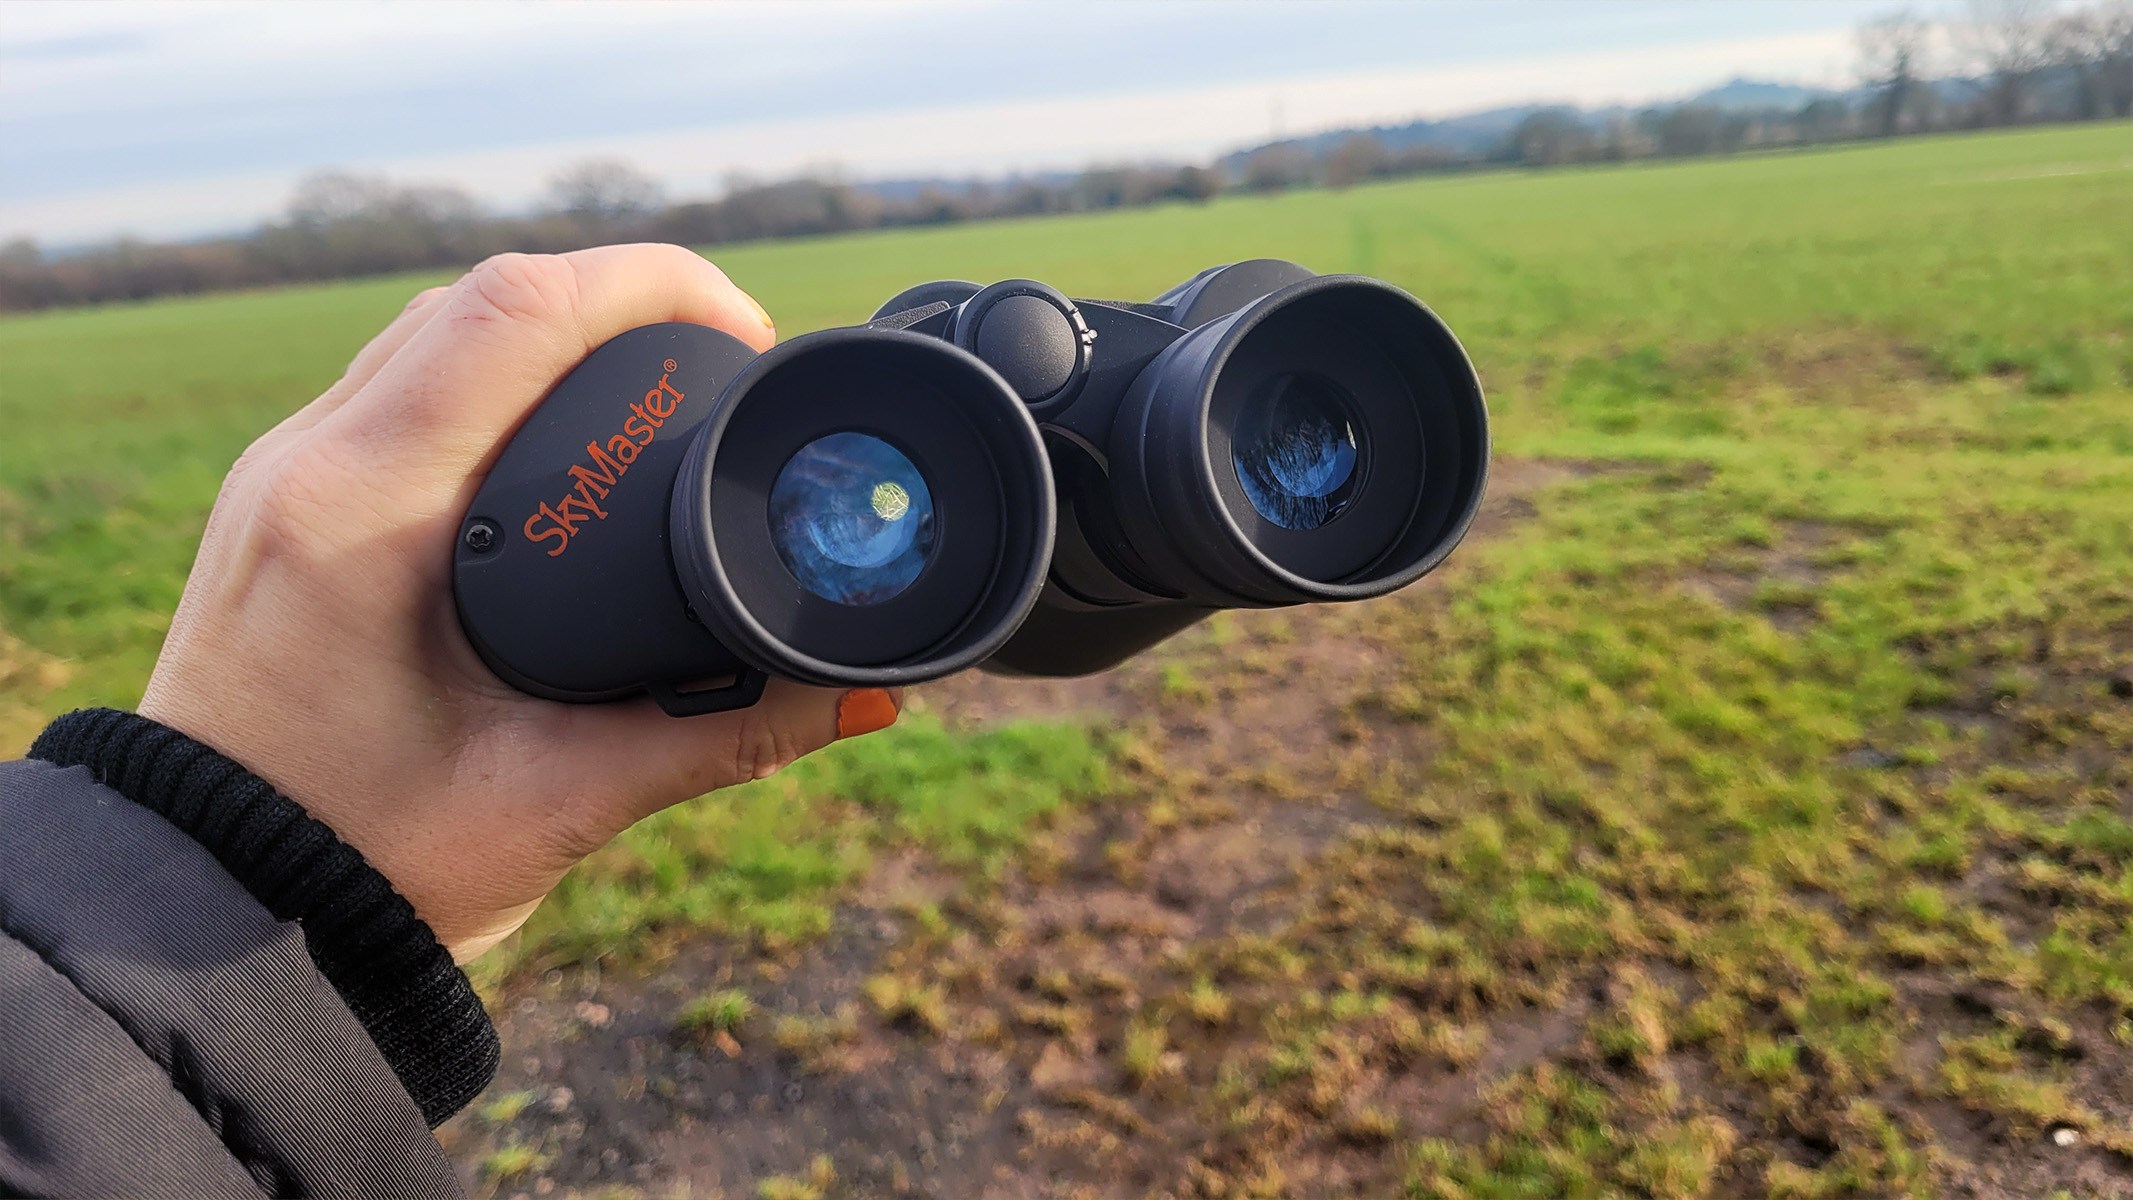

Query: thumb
<box><xmin>385</xmin><ymin>682</ymin><xmax>904</xmax><ymax>964</ymax></box>
<box><xmin>566</xmin><ymin>681</ymin><xmax>905</xmax><ymax>831</ymax></box>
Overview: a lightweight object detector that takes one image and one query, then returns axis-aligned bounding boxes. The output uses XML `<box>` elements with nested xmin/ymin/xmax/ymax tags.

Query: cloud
<box><xmin>1</xmin><ymin>31</ymin><xmax>151</xmax><ymax>61</ymax></box>
<box><xmin>0</xmin><ymin>1</ymin><xmax>1898</xmax><ymax>244</ymax></box>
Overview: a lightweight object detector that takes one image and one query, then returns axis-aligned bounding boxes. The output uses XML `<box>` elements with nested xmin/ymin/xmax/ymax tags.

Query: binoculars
<box><xmin>454</xmin><ymin>259</ymin><xmax>1489</xmax><ymax>716</ymax></box>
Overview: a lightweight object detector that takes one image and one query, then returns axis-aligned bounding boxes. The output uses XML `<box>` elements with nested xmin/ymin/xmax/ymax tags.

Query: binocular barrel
<box><xmin>453</xmin><ymin>260</ymin><xmax>1489</xmax><ymax>715</ymax></box>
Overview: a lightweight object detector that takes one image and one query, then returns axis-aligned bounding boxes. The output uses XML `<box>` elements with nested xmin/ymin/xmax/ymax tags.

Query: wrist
<box><xmin>138</xmin><ymin>657</ymin><xmax>502</xmax><ymax>959</ymax></box>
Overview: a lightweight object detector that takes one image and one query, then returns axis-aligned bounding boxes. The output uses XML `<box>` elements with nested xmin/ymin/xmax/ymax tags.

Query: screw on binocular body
<box><xmin>464</xmin><ymin>521</ymin><xmax>498</xmax><ymax>553</ymax></box>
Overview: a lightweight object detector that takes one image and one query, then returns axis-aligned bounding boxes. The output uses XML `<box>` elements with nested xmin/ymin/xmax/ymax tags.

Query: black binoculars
<box><xmin>454</xmin><ymin>259</ymin><xmax>1489</xmax><ymax>716</ymax></box>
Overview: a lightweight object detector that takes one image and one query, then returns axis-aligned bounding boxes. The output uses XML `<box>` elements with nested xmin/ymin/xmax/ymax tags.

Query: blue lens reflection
<box><xmin>1232</xmin><ymin>373</ymin><xmax>1361</xmax><ymax>530</ymax></box>
<box><xmin>768</xmin><ymin>432</ymin><xmax>936</xmax><ymax>605</ymax></box>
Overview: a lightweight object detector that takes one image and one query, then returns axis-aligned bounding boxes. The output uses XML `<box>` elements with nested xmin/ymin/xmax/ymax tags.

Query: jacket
<box><xmin>1</xmin><ymin>709</ymin><xmax>499</xmax><ymax>1198</ymax></box>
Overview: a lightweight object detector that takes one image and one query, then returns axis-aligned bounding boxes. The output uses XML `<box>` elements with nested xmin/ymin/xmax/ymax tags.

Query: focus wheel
<box><xmin>949</xmin><ymin>279</ymin><xmax>1093</xmax><ymax>414</ymax></box>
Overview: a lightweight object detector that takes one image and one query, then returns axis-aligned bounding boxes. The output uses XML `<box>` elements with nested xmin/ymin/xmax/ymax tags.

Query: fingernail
<box><xmin>837</xmin><ymin>688</ymin><xmax>900</xmax><ymax>739</ymax></box>
<box><xmin>744</xmin><ymin>292</ymin><xmax>775</xmax><ymax>330</ymax></box>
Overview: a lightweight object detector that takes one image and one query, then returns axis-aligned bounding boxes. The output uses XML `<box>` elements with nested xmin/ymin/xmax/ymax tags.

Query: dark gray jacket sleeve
<box><xmin>0</xmin><ymin>757</ymin><xmax>466</xmax><ymax>1198</ymax></box>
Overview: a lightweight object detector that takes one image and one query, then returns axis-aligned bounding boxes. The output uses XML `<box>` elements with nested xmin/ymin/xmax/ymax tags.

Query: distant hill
<box><xmin>1218</xmin><ymin>77</ymin><xmax>1866</xmax><ymax>173</ymax></box>
<box><xmin>1216</xmin><ymin>103</ymin><xmax>1549</xmax><ymax>174</ymax></box>
<box><xmin>1688</xmin><ymin>78</ymin><xmax>1842</xmax><ymax>112</ymax></box>
<box><xmin>858</xmin><ymin>173</ymin><xmax>1079</xmax><ymax>202</ymax></box>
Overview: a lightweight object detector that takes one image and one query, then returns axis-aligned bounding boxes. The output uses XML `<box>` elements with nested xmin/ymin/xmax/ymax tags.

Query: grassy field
<box><xmin>3</xmin><ymin>122</ymin><xmax>2132</xmax><ymax>1197</ymax></box>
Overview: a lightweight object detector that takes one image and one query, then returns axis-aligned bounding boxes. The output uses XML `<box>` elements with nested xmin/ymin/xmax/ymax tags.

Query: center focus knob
<box><xmin>973</xmin><ymin>294</ymin><xmax>1079</xmax><ymax>403</ymax></box>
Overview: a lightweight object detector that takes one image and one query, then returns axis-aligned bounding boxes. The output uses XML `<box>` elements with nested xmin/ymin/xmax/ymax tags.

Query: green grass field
<box><xmin>4</xmin><ymin>122</ymin><xmax>2132</xmax><ymax>1197</ymax></box>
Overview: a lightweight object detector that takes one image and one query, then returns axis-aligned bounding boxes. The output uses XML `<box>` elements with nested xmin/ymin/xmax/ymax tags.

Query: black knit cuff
<box><xmin>29</xmin><ymin>708</ymin><xmax>499</xmax><ymax>1126</ymax></box>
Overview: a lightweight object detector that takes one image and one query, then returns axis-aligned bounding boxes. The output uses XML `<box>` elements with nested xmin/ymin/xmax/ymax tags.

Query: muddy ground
<box><xmin>438</xmin><ymin>458</ymin><xmax>2132</xmax><ymax>1199</ymax></box>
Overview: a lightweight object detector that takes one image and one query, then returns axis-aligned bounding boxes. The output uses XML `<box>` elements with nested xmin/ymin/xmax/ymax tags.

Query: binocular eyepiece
<box><xmin>454</xmin><ymin>259</ymin><xmax>1489</xmax><ymax>715</ymax></box>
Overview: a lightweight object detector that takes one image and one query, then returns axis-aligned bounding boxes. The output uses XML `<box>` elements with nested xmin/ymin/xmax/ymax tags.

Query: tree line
<box><xmin>0</xmin><ymin>162</ymin><xmax>1222</xmax><ymax>313</ymax></box>
<box><xmin>1423</xmin><ymin>0</ymin><xmax>2130</xmax><ymax>170</ymax></box>
<box><xmin>3</xmin><ymin>0</ymin><xmax>2125</xmax><ymax>313</ymax></box>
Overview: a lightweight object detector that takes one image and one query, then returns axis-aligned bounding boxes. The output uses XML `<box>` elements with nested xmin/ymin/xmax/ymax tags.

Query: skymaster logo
<box><xmin>522</xmin><ymin>368</ymin><xmax>684</xmax><ymax>557</ymax></box>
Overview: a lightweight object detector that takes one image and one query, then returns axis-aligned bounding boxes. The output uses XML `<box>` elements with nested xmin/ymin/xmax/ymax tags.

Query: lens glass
<box><xmin>1232</xmin><ymin>372</ymin><xmax>1362</xmax><ymax>530</ymax></box>
<box><xmin>769</xmin><ymin>432</ymin><xmax>937</xmax><ymax>605</ymax></box>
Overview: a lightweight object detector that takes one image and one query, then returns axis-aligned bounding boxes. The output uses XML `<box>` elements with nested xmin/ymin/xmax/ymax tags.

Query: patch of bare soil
<box><xmin>442</xmin><ymin>458</ymin><xmax>1585</xmax><ymax>1198</ymax></box>
<box><xmin>446</xmin><ymin>455</ymin><xmax>2133</xmax><ymax>1198</ymax></box>
<box><xmin>1684</xmin><ymin>518</ymin><xmax>1845</xmax><ymax>632</ymax></box>
<box><xmin>1883</xmin><ymin>631</ymin><xmax>2133</xmax><ymax>1200</ymax></box>
<box><xmin>1755</xmin><ymin>333</ymin><xmax>1945</xmax><ymax>404</ymax></box>
<box><xmin>1690</xmin><ymin>523</ymin><xmax>2133</xmax><ymax>1199</ymax></box>
<box><xmin>1898</xmin><ymin>973</ymin><xmax>2133</xmax><ymax>1200</ymax></box>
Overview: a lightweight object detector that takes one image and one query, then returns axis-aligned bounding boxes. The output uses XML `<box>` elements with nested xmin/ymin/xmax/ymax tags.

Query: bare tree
<box><xmin>1239</xmin><ymin>143</ymin><xmax>1313</xmax><ymax>193</ymax></box>
<box><xmin>1170</xmin><ymin>165</ymin><xmax>1223</xmax><ymax>203</ymax></box>
<box><xmin>1323</xmin><ymin>134</ymin><xmax>1389</xmax><ymax>188</ymax></box>
<box><xmin>1797</xmin><ymin>97</ymin><xmax>1856</xmax><ymax>141</ymax></box>
<box><xmin>287</xmin><ymin>171</ymin><xmax>396</xmax><ymax>227</ymax></box>
<box><xmin>2046</xmin><ymin>8</ymin><xmax>2110</xmax><ymax>118</ymax></box>
<box><xmin>1962</xmin><ymin>0</ymin><xmax>2053</xmax><ymax>123</ymax></box>
<box><xmin>1646</xmin><ymin>105</ymin><xmax>1727</xmax><ymax>157</ymax></box>
<box><xmin>266</xmin><ymin>171</ymin><xmax>483</xmax><ymax>277</ymax></box>
<box><xmin>1508</xmin><ymin>109</ymin><xmax>1595</xmax><ymax>166</ymax></box>
<box><xmin>547</xmin><ymin>159</ymin><xmax>663</xmax><ymax>223</ymax></box>
<box><xmin>286</xmin><ymin>171</ymin><xmax>478</xmax><ymax>227</ymax></box>
<box><xmin>1859</xmin><ymin>10</ymin><xmax>1933</xmax><ymax>135</ymax></box>
<box><xmin>1595</xmin><ymin>114</ymin><xmax>1656</xmax><ymax>160</ymax></box>
<box><xmin>2099</xmin><ymin>0</ymin><xmax>2133</xmax><ymax>117</ymax></box>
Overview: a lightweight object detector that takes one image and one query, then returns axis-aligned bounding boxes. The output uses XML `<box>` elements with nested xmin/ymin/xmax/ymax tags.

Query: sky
<box><xmin>0</xmin><ymin>0</ymin><xmax>1941</xmax><ymax>246</ymax></box>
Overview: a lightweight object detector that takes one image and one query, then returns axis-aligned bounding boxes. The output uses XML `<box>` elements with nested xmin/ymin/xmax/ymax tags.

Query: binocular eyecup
<box><xmin>1110</xmin><ymin>273</ymin><xmax>1487</xmax><ymax>608</ymax></box>
<box><xmin>453</xmin><ymin>260</ymin><xmax>1489</xmax><ymax>715</ymax></box>
<box><xmin>669</xmin><ymin>329</ymin><xmax>1054</xmax><ymax>690</ymax></box>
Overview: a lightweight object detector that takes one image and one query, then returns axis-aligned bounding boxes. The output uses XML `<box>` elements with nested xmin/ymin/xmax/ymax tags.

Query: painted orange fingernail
<box><xmin>837</xmin><ymin>688</ymin><xmax>899</xmax><ymax>738</ymax></box>
<box><xmin>744</xmin><ymin>292</ymin><xmax>775</xmax><ymax>330</ymax></box>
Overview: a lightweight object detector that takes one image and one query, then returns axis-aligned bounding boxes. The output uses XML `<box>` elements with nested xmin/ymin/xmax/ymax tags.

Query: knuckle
<box><xmin>219</xmin><ymin>435</ymin><xmax>280</xmax><ymax>503</ymax></box>
<box><xmin>648</xmin><ymin>241</ymin><xmax>721</xmax><ymax>279</ymax></box>
<box><xmin>244</xmin><ymin>441</ymin><xmax>365</xmax><ymax>565</ymax></box>
<box><xmin>402</xmin><ymin>284</ymin><xmax>450</xmax><ymax>314</ymax></box>
<box><xmin>727</xmin><ymin>708</ymin><xmax>797</xmax><ymax>784</ymax></box>
<box><xmin>451</xmin><ymin>253</ymin><xmax>581</xmax><ymax>330</ymax></box>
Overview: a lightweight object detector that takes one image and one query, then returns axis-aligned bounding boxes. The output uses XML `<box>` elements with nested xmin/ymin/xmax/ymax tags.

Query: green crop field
<box><xmin>3</xmin><ymin>122</ymin><xmax>2131</xmax><ymax>1198</ymax></box>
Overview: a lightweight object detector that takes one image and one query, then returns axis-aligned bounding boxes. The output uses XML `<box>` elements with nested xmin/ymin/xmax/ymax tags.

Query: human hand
<box><xmin>139</xmin><ymin>245</ymin><xmax>901</xmax><ymax>962</ymax></box>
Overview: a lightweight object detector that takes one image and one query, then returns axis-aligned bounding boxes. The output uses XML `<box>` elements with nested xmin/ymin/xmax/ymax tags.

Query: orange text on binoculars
<box><xmin>522</xmin><ymin>372</ymin><xmax>685</xmax><ymax>557</ymax></box>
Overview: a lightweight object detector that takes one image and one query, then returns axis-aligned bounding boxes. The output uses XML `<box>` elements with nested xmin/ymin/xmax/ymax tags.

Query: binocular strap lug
<box><xmin>646</xmin><ymin>667</ymin><xmax>771</xmax><ymax>717</ymax></box>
